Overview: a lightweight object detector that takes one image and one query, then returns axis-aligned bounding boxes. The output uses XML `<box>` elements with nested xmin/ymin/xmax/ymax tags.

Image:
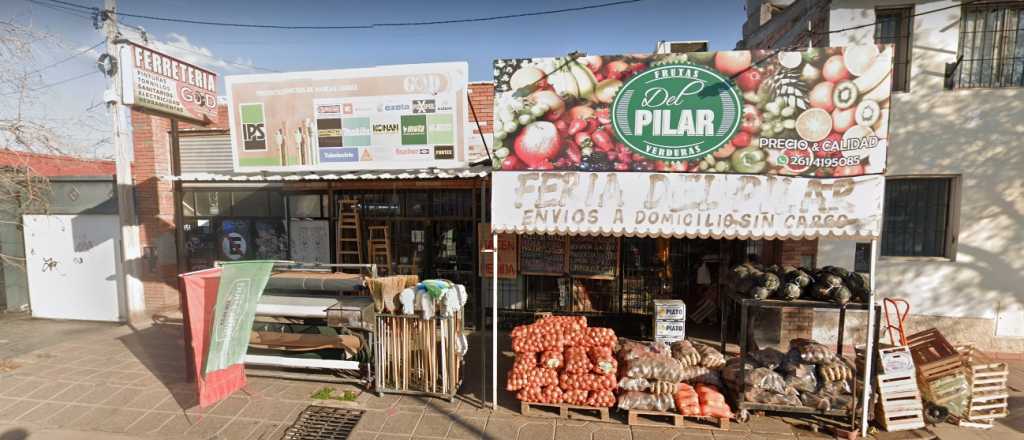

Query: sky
<box><xmin>3</xmin><ymin>0</ymin><xmax>746</xmax><ymax>156</ymax></box>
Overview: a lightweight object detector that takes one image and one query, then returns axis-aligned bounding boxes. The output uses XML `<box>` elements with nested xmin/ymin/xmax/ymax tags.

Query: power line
<box><xmin>23</xmin><ymin>40</ymin><xmax>104</xmax><ymax>77</ymax></box>
<box><xmin>31</xmin><ymin>70</ymin><xmax>99</xmax><ymax>91</ymax></box>
<box><xmin>151</xmin><ymin>39</ymin><xmax>280</xmax><ymax>73</ymax></box>
<box><xmin>38</xmin><ymin>0</ymin><xmax>648</xmax><ymax>30</ymax></box>
<box><xmin>23</xmin><ymin>0</ymin><xmax>95</xmax><ymax>20</ymax></box>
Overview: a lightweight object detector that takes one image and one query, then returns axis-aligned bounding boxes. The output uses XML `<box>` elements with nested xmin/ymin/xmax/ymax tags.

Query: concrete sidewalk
<box><xmin>0</xmin><ymin>313</ymin><xmax>1020</xmax><ymax>439</ymax></box>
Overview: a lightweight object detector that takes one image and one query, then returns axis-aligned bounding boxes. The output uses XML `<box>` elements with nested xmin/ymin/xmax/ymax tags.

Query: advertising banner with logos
<box><xmin>491</xmin><ymin>172</ymin><xmax>883</xmax><ymax>240</ymax></box>
<box><xmin>492</xmin><ymin>46</ymin><xmax>892</xmax><ymax>177</ymax></box>
<box><xmin>225</xmin><ymin>63</ymin><xmax>469</xmax><ymax>172</ymax></box>
<box><xmin>120</xmin><ymin>42</ymin><xmax>219</xmax><ymax>124</ymax></box>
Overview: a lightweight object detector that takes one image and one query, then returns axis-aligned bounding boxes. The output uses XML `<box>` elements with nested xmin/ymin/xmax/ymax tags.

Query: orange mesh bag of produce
<box><xmin>562</xmin><ymin>390</ymin><xmax>589</xmax><ymax>405</ymax></box>
<box><xmin>560</xmin><ymin>373</ymin><xmax>616</xmax><ymax>391</ymax></box>
<box><xmin>582</xmin><ymin>327</ymin><xmax>616</xmax><ymax>347</ymax></box>
<box><xmin>588</xmin><ymin>346</ymin><xmax>618</xmax><ymax>375</ymax></box>
<box><xmin>673</xmin><ymin>383</ymin><xmax>701</xmax><ymax>416</ymax></box>
<box><xmin>586</xmin><ymin>389</ymin><xmax>616</xmax><ymax>407</ymax></box>
<box><xmin>516</xmin><ymin>385</ymin><xmax>541</xmax><ymax>402</ymax></box>
<box><xmin>695</xmin><ymin>384</ymin><xmax>733</xmax><ymax>418</ymax></box>
<box><xmin>564</xmin><ymin>346</ymin><xmax>593</xmax><ymax>374</ymax></box>
<box><xmin>507</xmin><ymin>367</ymin><xmax>557</xmax><ymax>391</ymax></box>
<box><xmin>512</xmin><ymin>352</ymin><xmax>537</xmax><ymax>373</ymax></box>
<box><xmin>539</xmin><ymin>350</ymin><xmax>564</xmax><ymax>369</ymax></box>
<box><xmin>540</xmin><ymin>385</ymin><xmax>563</xmax><ymax>404</ymax></box>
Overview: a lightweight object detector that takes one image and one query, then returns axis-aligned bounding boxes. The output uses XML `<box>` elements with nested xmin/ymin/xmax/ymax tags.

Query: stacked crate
<box><xmin>858</xmin><ymin>345</ymin><xmax>925</xmax><ymax>432</ymax></box>
<box><xmin>907</xmin><ymin>329</ymin><xmax>970</xmax><ymax>422</ymax></box>
<box><xmin>955</xmin><ymin>346</ymin><xmax>1010</xmax><ymax>429</ymax></box>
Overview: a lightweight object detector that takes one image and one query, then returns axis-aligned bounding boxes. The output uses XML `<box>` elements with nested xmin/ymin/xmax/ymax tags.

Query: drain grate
<box><xmin>281</xmin><ymin>405</ymin><xmax>364</xmax><ymax>440</ymax></box>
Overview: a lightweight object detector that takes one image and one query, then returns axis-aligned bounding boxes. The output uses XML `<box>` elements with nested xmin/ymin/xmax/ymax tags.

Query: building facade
<box><xmin>741</xmin><ymin>0</ymin><xmax>1024</xmax><ymax>353</ymax></box>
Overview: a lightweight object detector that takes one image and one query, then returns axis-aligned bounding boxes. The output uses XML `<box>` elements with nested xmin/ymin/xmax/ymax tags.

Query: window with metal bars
<box><xmin>881</xmin><ymin>177</ymin><xmax>957</xmax><ymax>258</ymax></box>
<box><xmin>875</xmin><ymin>7</ymin><xmax>914</xmax><ymax>92</ymax></box>
<box><xmin>954</xmin><ymin>2</ymin><xmax>1024</xmax><ymax>88</ymax></box>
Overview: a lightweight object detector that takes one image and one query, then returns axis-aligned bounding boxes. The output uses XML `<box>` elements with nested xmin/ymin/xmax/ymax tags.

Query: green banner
<box><xmin>203</xmin><ymin>260</ymin><xmax>274</xmax><ymax>375</ymax></box>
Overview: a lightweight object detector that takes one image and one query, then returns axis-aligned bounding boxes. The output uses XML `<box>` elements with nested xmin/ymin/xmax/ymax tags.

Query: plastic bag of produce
<box><xmin>586</xmin><ymin>389</ymin><xmax>616</xmax><ymax>407</ymax></box>
<box><xmin>622</xmin><ymin>356</ymin><xmax>686</xmax><ymax>382</ymax></box>
<box><xmin>539</xmin><ymin>350</ymin><xmax>563</xmax><ymax>369</ymax></box>
<box><xmin>784</xmin><ymin>363</ymin><xmax>818</xmax><ymax>393</ymax></box>
<box><xmin>799</xmin><ymin>391</ymin><xmax>831</xmax><ymax>410</ymax></box>
<box><xmin>671</xmin><ymin>340</ymin><xmax>702</xmax><ymax>367</ymax></box>
<box><xmin>750</xmin><ymin>347</ymin><xmax>787</xmax><ymax>369</ymax></box>
<box><xmin>722</xmin><ymin>357</ymin><xmax>753</xmax><ymax>390</ymax></box>
<box><xmin>617</xmin><ymin>391</ymin><xmax>676</xmax><ymax>412</ymax></box>
<box><xmin>564</xmin><ymin>346</ymin><xmax>593</xmax><ymax>374</ymax></box>
<box><xmin>650</xmin><ymin>380</ymin><xmax>677</xmax><ymax>395</ymax></box>
<box><xmin>618</xmin><ymin>377</ymin><xmax>651</xmax><ymax>392</ymax></box>
<box><xmin>818</xmin><ymin>359</ymin><xmax>853</xmax><ymax>382</ymax></box>
<box><xmin>701</xmin><ymin>401</ymin><xmax>734</xmax><ymax>418</ymax></box>
<box><xmin>694</xmin><ymin>343</ymin><xmax>726</xmax><ymax>369</ymax></box>
<box><xmin>748</xmin><ymin>367</ymin><xmax>787</xmax><ymax>394</ymax></box>
<box><xmin>790</xmin><ymin>339</ymin><xmax>836</xmax><ymax>364</ymax></box>
<box><xmin>820</xmin><ymin>379</ymin><xmax>853</xmax><ymax>397</ymax></box>
<box><xmin>616</xmin><ymin>338</ymin><xmax>669</xmax><ymax>361</ymax></box>
<box><xmin>744</xmin><ymin>387</ymin><xmax>802</xmax><ymax>406</ymax></box>
<box><xmin>684</xmin><ymin>367</ymin><xmax>724</xmax><ymax>388</ymax></box>
<box><xmin>562</xmin><ymin>389</ymin><xmax>589</xmax><ymax>405</ymax></box>
<box><xmin>673</xmin><ymin>384</ymin><xmax>701</xmax><ymax>416</ymax></box>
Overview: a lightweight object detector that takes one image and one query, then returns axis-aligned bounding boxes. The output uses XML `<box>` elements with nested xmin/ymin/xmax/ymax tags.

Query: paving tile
<box><xmin>75</xmin><ymin>384</ymin><xmax>122</xmax><ymax>405</ymax></box>
<box><xmin>237</xmin><ymin>398</ymin><xmax>302</xmax><ymax>422</ymax></box>
<box><xmin>482</xmin><ymin>417</ymin><xmax>527</xmax><ymax>439</ymax></box>
<box><xmin>123</xmin><ymin>411</ymin><xmax>175</xmax><ymax>435</ymax></box>
<box><xmin>246</xmin><ymin>422</ymin><xmax>284</xmax><ymax>440</ymax></box>
<box><xmin>517</xmin><ymin>421</ymin><xmax>555</xmax><ymax>440</ymax></box>
<box><xmin>154</xmin><ymin>413</ymin><xmax>197</xmax><ymax>437</ymax></box>
<box><xmin>218</xmin><ymin>417</ymin><xmax>262</xmax><ymax>440</ymax></box>
<box><xmin>210</xmin><ymin>396</ymin><xmax>250</xmax><ymax>418</ymax></box>
<box><xmin>0</xmin><ymin>378</ymin><xmax>46</xmax><ymax>398</ymax></box>
<box><xmin>379</xmin><ymin>410</ymin><xmax>424</xmax><ymax>435</ymax></box>
<box><xmin>630</xmin><ymin>426</ymin><xmax>678</xmax><ymax>440</ymax></box>
<box><xmin>50</xmin><ymin>383</ymin><xmax>95</xmax><ymax>403</ymax></box>
<box><xmin>0</xmin><ymin>397</ymin><xmax>19</xmax><ymax>413</ymax></box>
<box><xmin>354</xmin><ymin>409</ymin><xmax>391</xmax><ymax>432</ymax></box>
<box><xmin>47</xmin><ymin>403</ymin><xmax>93</xmax><ymax>428</ymax></box>
<box><xmin>378</xmin><ymin>434</ymin><xmax>414</xmax><ymax>440</ymax></box>
<box><xmin>346</xmin><ymin>432</ymin><xmax>378</xmax><ymax>440</ymax></box>
<box><xmin>183</xmin><ymin>414</ymin><xmax>233</xmax><ymax>438</ymax></box>
<box><xmin>712</xmin><ymin>430</ymin><xmax>755</xmax><ymax>439</ymax></box>
<box><xmin>122</xmin><ymin>388</ymin><xmax>172</xmax><ymax>410</ymax></box>
<box><xmin>363</xmin><ymin>393</ymin><xmax>403</xmax><ymax>410</ymax></box>
<box><xmin>15</xmin><ymin>401</ymin><xmax>67</xmax><ymax>425</ymax></box>
<box><xmin>555</xmin><ymin>423</ymin><xmax>598</xmax><ymax>440</ymax></box>
<box><xmin>0</xmin><ymin>400</ymin><xmax>41</xmax><ymax>422</ymax></box>
<box><xmin>97</xmin><ymin>407</ymin><xmax>147</xmax><ymax>433</ymax></box>
<box><xmin>445</xmin><ymin>416</ymin><xmax>487</xmax><ymax>439</ymax></box>
<box><xmin>99</xmin><ymin>386</ymin><xmax>145</xmax><ymax>407</ymax></box>
<box><xmin>670</xmin><ymin>428</ymin><xmax>715</xmax><ymax>439</ymax></box>
<box><xmin>23</xmin><ymin>380</ymin><xmax>73</xmax><ymax>401</ymax></box>
<box><xmin>414</xmin><ymin>413</ymin><xmax>454</xmax><ymax>437</ymax></box>
<box><xmin>593</xmin><ymin>427</ymin><xmax>632</xmax><ymax>440</ymax></box>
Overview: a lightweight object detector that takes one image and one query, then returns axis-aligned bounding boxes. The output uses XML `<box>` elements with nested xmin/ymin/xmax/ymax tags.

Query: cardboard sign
<box><xmin>203</xmin><ymin>261</ymin><xmax>274</xmax><ymax>374</ymax></box>
<box><xmin>120</xmin><ymin>42</ymin><xmax>218</xmax><ymax>124</ymax></box>
<box><xmin>478</xmin><ymin>223</ymin><xmax>518</xmax><ymax>279</ymax></box>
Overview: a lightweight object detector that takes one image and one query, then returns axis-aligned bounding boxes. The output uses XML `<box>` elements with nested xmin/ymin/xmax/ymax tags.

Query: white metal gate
<box><xmin>23</xmin><ymin>214</ymin><xmax>123</xmax><ymax>321</ymax></box>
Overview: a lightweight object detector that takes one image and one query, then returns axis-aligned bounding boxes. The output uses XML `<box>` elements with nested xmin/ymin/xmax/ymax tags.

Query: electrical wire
<box><xmin>1</xmin><ymin>70</ymin><xmax>99</xmax><ymax>97</ymax></box>
<box><xmin>36</xmin><ymin>0</ymin><xmax>648</xmax><ymax>30</ymax></box>
<box><xmin>22</xmin><ymin>40</ymin><xmax>104</xmax><ymax>77</ymax></box>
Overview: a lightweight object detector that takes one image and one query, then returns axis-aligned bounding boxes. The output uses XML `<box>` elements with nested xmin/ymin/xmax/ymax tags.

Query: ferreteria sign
<box><xmin>119</xmin><ymin>41</ymin><xmax>219</xmax><ymax>124</ymax></box>
<box><xmin>490</xmin><ymin>172</ymin><xmax>884</xmax><ymax>239</ymax></box>
<box><xmin>492</xmin><ymin>46</ymin><xmax>894</xmax><ymax>177</ymax></box>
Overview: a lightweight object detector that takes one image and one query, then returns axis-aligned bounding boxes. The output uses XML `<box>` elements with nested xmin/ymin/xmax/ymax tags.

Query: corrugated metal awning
<box><xmin>166</xmin><ymin>164</ymin><xmax>491</xmax><ymax>182</ymax></box>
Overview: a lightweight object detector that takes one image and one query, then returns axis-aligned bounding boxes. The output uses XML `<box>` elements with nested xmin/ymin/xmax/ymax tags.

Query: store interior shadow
<box><xmin>117</xmin><ymin>320</ymin><xmax>198</xmax><ymax>411</ymax></box>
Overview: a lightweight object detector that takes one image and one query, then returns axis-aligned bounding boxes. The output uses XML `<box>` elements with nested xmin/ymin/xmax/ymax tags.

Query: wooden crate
<box><xmin>957</xmin><ymin>345</ymin><xmax>1010</xmax><ymax>424</ymax></box>
<box><xmin>907</xmin><ymin>328</ymin><xmax>963</xmax><ymax>382</ymax></box>
<box><xmin>625</xmin><ymin>409</ymin><xmax>730</xmax><ymax>430</ymax></box>
<box><xmin>876</xmin><ymin>372</ymin><xmax>925</xmax><ymax>432</ymax></box>
<box><xmin>919</xmin><ymin>373</ymin><xmax>970</xmax><ymax>418</ymax></box>
<box><xmin>519</xmin><ymin>401</ymin><xmax>610</xmax><ymax>422</ymax></box>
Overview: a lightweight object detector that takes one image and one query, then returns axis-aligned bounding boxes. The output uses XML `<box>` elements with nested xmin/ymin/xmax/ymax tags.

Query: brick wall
<box><xmin>778</xmin><ymin>239</ymin><xmax>819</xmax><ymax>341</ymax></box>
<box><xmin>131</xmin><ymin>109</ymin><xmax>180</xmax><ymax>312</ymax></box>
<box><xmin>467</xmin><ymin>82</ymin><xmax>494</xmax><ymax>161</ymax></box>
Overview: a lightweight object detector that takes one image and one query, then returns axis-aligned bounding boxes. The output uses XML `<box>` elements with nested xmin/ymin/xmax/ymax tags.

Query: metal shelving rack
<box><xmin>719</xmin><ymin>292</ymin><xmax>882</xmax><ymax>430</ymax></box>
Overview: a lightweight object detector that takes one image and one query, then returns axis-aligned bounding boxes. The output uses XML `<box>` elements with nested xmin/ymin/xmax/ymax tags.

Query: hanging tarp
<box><xmin>491</xmin><ymin>172</ymin><xmax>883</xmax><ymax>239</ymax></box>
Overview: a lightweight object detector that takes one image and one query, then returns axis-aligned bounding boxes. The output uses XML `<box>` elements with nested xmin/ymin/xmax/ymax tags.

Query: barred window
<box><xmin>882</xmin><ymin>178</ymin><xmax>958</xmax><ymax>258</ymax></box>
<box><xmin>955</xmin><ymin>2</ymin><xmax>1024</xmax><ymax>88</ymax></box>
<box><xmin>875</xmin><ymin>7</ymin><xmax>914</xmax><ymax>92</ymax></box>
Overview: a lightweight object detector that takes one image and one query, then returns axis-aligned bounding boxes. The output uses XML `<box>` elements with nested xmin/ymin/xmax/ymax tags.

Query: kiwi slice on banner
<box><xmin>832</xmin><ymin>81</ymin><xmax>859</xmax><ymax>110</ymax></box>
<box><xmin>855</xmin><ymin>100</ymin><xmax>881</xmax><ymax>127</ymax></box>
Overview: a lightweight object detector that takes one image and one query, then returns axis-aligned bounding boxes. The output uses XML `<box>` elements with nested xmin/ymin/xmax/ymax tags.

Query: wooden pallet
<box><xmin>876</xmin><ymin>372</ymin><xmax>925</xmax><ymax>432</ymax></box>
<box><xmin>625</xmin><ymin>409</ymin><xmax>730</xmax><ymax>430</ymax></box>
<box><xmin>907</xmin><ymin>329</ymin><xmax>963</xmax><ymax>382</ymax></box>
<box><xmin>519</xmin><ymin>401</ymin><xmax>610</xmax><ymax>422</ymax></box>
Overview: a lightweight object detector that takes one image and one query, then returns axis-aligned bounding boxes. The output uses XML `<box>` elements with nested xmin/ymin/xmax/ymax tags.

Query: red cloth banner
<box><xmin>178</xmin><ymin>267</ymin><xmax>246</xmax><ymax>408</ymax></box>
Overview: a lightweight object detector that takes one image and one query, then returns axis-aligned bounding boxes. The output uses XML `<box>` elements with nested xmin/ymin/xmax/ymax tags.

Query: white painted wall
<box><xmin>822</xmin><ymin>1</ymin><xmax>1024</xmax><ymax>337</ymax></box>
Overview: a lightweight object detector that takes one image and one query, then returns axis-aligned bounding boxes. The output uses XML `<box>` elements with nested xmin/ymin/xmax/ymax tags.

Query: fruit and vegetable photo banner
<box><xmin>492</xmin><ymin>46</ymin><xmax>893</xmax><ymax>177</ymax></box>
<box><xmin>491</xmin><ymin>173</ymin><xmax>884</xmax><ymax>239</ymax></box>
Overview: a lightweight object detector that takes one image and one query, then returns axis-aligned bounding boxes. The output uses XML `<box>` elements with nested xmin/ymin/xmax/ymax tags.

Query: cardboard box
<box><xmin>652</xmin><ymin>299</ymin><xmax>686</xmax><ymax>320</ymax></box>
<box><xmin>654</xmin><ymin>319</ymin><xmax>686</xmax><ymax>343</ymax></box>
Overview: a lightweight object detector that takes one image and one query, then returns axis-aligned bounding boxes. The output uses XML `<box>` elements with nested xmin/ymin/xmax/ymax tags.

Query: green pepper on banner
<box><xmin>203</xmin><ymin>260</ymin><xmax>274</xmax><ymax>375</ymax></box>
<box><xmin>492</xmin><ymin>46</ymin><xmax>893</xmax><ymax>177</ymax></box>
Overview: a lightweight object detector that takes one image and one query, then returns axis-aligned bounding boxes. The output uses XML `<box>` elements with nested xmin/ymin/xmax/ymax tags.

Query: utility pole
<box><xmin>102</xmin><ymin>0</ymin><xmax>146</xmax><ymax>322</ymax></box>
